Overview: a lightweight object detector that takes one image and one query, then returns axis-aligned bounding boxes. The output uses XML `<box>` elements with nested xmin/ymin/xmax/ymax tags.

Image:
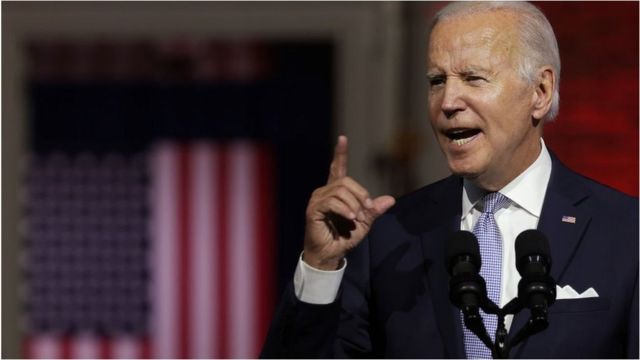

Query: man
<box><xmin>262</xmin><ymin>2</ymin><xmax>638</xmax><ymax>358</ymax></box>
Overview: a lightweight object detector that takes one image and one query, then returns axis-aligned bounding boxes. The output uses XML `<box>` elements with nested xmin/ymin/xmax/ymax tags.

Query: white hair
<box><xmin>431</xmin><ymin>1</ymin><xmax>561</xmax><ymax>122</ymax></box>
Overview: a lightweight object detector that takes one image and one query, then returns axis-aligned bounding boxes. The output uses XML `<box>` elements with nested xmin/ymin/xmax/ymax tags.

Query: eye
<box><xmin>428</xmin><ymin>75</ymin><xmax>446</xmax><ymax>87</ymax></box>
<box><xmin>464</xmin><ymin>75</ymin><xmax>486</xmax><ymax>83</ymax></box>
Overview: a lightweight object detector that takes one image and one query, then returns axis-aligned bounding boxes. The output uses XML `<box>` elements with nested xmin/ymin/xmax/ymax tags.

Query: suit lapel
<box><xmin>510</xmin><ymin>155</ymin><xmax>592</xmax><ymax>352</ymax></box>
<box><xmin>418</xmin><ymin>176</ymin><xmax>466</xmax><ymax>358</ymax></box>
<box><xmin>538</xmin><ymin>185</ymin><xmax>591</xmax><ymax>282</ymax></box>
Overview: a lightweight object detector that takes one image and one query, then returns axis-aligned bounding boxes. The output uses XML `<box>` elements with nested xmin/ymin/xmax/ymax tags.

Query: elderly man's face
<box><xmin>427</xmin><ymin>10</ymin><xmax>543</xmax><ymax>190</ymax></box>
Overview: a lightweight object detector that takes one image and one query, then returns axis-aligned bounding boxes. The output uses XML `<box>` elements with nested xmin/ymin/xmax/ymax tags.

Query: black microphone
<box><xmin>446</xmin><ymin>231</ymin><xmax>484</xmax><ymax>308</ymax></box>
<box><xmin>515</xmin><ymin>229</ymin><xmax>556</xmax><ymax>329</ymax></box>
<box><xmin>446</xmin><ymin>231</ymin><xmax>493</xmax><ymax>348</ymax></box>
<box><xmin>446</xmin><ymin>230</ymin><xmax>481</xmax><ymax>276</ymax></box>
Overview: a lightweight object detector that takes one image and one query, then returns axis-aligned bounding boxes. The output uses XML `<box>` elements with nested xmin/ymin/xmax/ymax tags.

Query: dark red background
<box><xmin>536</xmin><ymin>2</ymin><xmax>638</xmax><ymax>196</ymax></box>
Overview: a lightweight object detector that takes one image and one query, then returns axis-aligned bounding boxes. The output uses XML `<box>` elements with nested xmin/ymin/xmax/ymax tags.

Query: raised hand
<box><xmin>303</xmin><ymin>136</ymin><xmax>396</xmax><ymax>270</ymax></box>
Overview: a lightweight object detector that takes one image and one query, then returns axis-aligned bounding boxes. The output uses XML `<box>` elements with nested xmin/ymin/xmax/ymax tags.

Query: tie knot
<box><xmin>481</xmin><ymin>192</ymin><xmax>509</xmax><ymax>214</ymax></box>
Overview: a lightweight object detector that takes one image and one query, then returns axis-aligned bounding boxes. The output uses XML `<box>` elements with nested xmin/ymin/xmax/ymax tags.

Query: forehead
<box><xmin>428</xmin><ymin>10</ymin><xmax>521</xmax><ymax>69</ymax></box>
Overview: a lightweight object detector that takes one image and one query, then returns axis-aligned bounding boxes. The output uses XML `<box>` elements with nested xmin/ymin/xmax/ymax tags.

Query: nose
<box><xmin>441</xmin><ymin>79</ymin><xmax>466</xmax><ymax>119</ymax></box>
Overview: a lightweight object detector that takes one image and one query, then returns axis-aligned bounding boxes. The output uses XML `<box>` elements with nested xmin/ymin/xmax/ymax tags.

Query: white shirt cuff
<box><xmin>293</xmin><ymin>253</ymin><xmax>346</xmax><ymax>304</ymax></box>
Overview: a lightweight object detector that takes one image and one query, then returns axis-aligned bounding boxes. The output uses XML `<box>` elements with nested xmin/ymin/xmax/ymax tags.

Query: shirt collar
<box><xmin>461</xmin><ymin>138</ymin><xmax>552</xmax><ymax>219</ymax></box>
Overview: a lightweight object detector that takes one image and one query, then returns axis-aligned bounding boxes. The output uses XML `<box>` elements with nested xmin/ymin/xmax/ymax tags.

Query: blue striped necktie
<box><xmin>462</xmin><ymin>192</ymin><xmax>510</xmax><ymax>359</ymax></box>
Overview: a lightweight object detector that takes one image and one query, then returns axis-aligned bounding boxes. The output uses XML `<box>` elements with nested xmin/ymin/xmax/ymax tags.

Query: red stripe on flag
<box><xmin>141</xmin><ymin>337</ymin><xmax>152</xmax><ymax>359</ymax></box>
<box><xmin>217</xmin><ymin>144</ymin><xmax>230</xmax><ymax>358</ymax></box>
<box><xmin>178</xmin><ymin>144</ymin><xmax>192</xmax><ymax>358</ymax></box>
<box><xmin>100</xmin><ymin>338</ymin><xmax>111</xmax><ymax>359</ymax></box>
<box><xmin>226</xmin><ymin>143</ymin><xmax>257</xmax><ymax>356</ymax></box>
<box><xmin>61</xmin><ymin>336</ymin><xmax>72</xmax><ymax>359</ymax></box>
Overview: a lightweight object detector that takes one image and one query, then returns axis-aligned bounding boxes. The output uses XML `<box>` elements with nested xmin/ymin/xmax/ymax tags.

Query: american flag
<box><xmin>22</xmin><ymin>141</ymin><xmax>275</xmax><ymax>358</ymax></box>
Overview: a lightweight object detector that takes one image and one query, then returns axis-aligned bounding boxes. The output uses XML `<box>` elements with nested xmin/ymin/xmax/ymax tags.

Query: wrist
<box><xmin>301</xmin><ymin>251</ymin><xmax>344</xmax><ymax>271</ymax></box>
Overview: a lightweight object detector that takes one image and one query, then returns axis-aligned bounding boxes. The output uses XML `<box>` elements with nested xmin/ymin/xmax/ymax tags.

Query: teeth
<box><xmin>453</xmin><ymin>137</ymin><xmax>473</xmax><ymax>146</ymax></box>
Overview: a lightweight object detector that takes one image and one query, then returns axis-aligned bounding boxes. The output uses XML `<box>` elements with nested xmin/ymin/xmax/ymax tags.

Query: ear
<box><xmin>531</xmin><ymin>67</ymin><xmax>555</xmax><ymax>121</ymax></box>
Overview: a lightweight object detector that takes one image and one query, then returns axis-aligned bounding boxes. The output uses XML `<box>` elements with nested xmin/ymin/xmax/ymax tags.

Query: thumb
<box><xmin>366</xmin><ymin>195</ymin><xmax>396</xmax><ymax>220</ymax></box>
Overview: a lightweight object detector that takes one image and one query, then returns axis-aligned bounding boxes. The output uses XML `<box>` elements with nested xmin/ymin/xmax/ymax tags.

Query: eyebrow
<box><xmin>426</xmin><ymin>66</ymin><xmax>491</xmax><ymax>78</ymax></box>
<box><xmin>459</xmin><ymin>67</ymin><xmax>490</xmax><ymax>75</ymax></box>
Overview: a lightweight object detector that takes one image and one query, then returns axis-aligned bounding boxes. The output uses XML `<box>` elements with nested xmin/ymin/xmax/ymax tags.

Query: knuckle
<box><xmin>334</xmin><ymin>199</ymin><xmax>347</xmax><ymax>211</ymax></box>
<box><xmin>335</xmin><ymin>186</ymin><xmax>348</xmax><ymax>197</ymax></box>
<box><xmin>305</xmin><ymin>205</ymin><xmax>315</xmax><ymax>218</ymax></box>
<box><xmin>306</xmin><ymin>197</ymin><xmax>319</xmax><ymax>210</ymax></box>
<box><xmin>312</xmin><ymin>185</ymin><xmax>330</xmax><ymax>198</ymax></box>
<box><xmin>323</xmin><ymin>197</ymin><xmax>336</xmax><ymax>208</ymax></box>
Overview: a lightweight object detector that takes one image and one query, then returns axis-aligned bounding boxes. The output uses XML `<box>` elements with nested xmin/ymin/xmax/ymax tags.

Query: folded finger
<box><xmin>315</xmin><ymin>197</ymin><xmax>357</xmax><ymax>221</ymax></box>
<box><xmin>338</xmin><ymin>177</ymin><xmax>373</xmax><ymax>209</ymax></box>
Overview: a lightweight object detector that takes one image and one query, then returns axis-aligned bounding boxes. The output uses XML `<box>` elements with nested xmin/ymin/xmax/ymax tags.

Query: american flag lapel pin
<box><xmin>561</xmin><ymin>215</ymin><xmax>576</xmax><ymax>224</ymax></box>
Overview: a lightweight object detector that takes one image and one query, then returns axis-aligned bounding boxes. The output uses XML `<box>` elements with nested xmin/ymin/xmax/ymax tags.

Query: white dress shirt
<box><xmin>293</xmin><ymin>138</ymin><xmax>552</xmax><ymax>331</ymax></box>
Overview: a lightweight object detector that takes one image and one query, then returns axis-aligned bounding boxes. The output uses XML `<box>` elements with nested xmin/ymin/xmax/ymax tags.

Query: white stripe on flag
<box><xmin>29</xmin><ymin>336</ymin><xmax>61</xmax><ymax>359</ymax></box>
<box><xmin>150</xmin><ymin>142</ymin><xmax>179</xmax><ymax>358</ymax></box>
<box><xmin>189</xmin><ymin>143</ymin><xmax>219</xmax><ymax>358</ymax></box>
<box><xmin>70</xmin><ymin>333</ymin><xmax>99</xmax><ymax>359</ymax></box>
<box><xmin>112</xmin><ymin>336</ymin><xmax>140</xmax><ymax>359</ymax></box>
<box><xmin>228</xmin><ymin>142</ymin><xmax>258</xmax><ymax>358</ymax></box>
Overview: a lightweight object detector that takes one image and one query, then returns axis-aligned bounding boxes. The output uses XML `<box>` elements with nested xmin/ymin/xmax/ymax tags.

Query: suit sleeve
<box><xmin>260</xmin><ymin>281</ymin><xmax>342</xmax><ymax>358</ymax></box>
<box><xmin>260</xmin><ymin>236</ymin><xmax>374</xmax><ymax>358</ymax></box>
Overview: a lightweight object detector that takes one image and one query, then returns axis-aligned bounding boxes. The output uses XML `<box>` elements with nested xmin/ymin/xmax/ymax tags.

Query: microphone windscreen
<box><xmin>446</xmin><ymin>230</ymin><xmax>481</xmax><ymax>274</ymax></box>
<box><xmin>515</xmin><ymin>229</ymin><xmax>551</xmax><ymax>269</ymax></box>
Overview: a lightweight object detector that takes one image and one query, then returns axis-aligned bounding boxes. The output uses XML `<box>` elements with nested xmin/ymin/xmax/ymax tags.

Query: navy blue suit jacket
<box><xmin>262</xmin><ymin>155</ymin><xmax>639</xmax><ymax>358</ymax></box>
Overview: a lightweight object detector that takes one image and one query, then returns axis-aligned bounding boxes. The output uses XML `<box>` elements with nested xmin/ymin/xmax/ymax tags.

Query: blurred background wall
<box><xmin>2</xmin><ymin>2</ymin><xmax>637</xmax><ymax>359</ymax></box>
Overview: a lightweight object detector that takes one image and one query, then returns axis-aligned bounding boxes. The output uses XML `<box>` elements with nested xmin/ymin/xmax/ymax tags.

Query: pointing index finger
<box><xmin>328</xmin><ymin>135</ymin><xmax>348</xmax><ymax>183</ymax></box>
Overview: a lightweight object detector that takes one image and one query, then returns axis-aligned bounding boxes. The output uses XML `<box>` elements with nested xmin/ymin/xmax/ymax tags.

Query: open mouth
<box><xmin>445</xmin><ymin>128</ymin><xmax>481</xmax><ymax>146</ymax></box>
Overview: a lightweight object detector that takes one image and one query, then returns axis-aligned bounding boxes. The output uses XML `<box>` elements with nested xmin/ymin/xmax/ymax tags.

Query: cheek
<box><xmin>428</xmin><ymin>93</ymin><xmax>440</xmax><ymax>112</ymax></box>
<box><xmin>479</xmin><ymin>83</ymin><xmax>509</xmax><ymax>107</ymax></box>
<box><xmin>500</xmin><ymin>81</ymin><xmax>534</xmax><ymax>113</ymax></box>
<box><xmin>478</xmin><ymin>85</ymin><xmax>530</xmax><ymax>129</ymax></box>
<box><xmin>428</xmin><ymin>96</ymin><xmax>442</xmax><ymax>125</ymax></box>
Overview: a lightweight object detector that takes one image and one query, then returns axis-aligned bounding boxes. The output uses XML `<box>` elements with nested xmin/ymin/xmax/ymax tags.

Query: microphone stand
<box><xmin>507</xmin><ymin>298</ymin><xmax>550</xmax><ymax>349</ymax></box>
<box><xmin>461</xmin><ymin>306</ymin><xmax>493</xmax><ymax>351</ymax></box>
<box><xmin>465</xmin><ymin>297</ymin><xmax>550</xmax><ymax>359</ymax></box>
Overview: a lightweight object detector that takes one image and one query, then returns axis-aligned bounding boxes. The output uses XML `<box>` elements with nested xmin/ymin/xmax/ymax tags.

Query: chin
<box><xmin>447</xmin><ymin>163</ymin><xmax>480</xmax><ymax>179</ymax></box>
<box><xmin>445</xmin><ymin>155</ymin><xmax>479</xmax><ymax>175</ymax></box>
<box><xmin>444</xmin><ymin>147</ymin><xmax>491</xmax><ymax>178</ymax></box>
